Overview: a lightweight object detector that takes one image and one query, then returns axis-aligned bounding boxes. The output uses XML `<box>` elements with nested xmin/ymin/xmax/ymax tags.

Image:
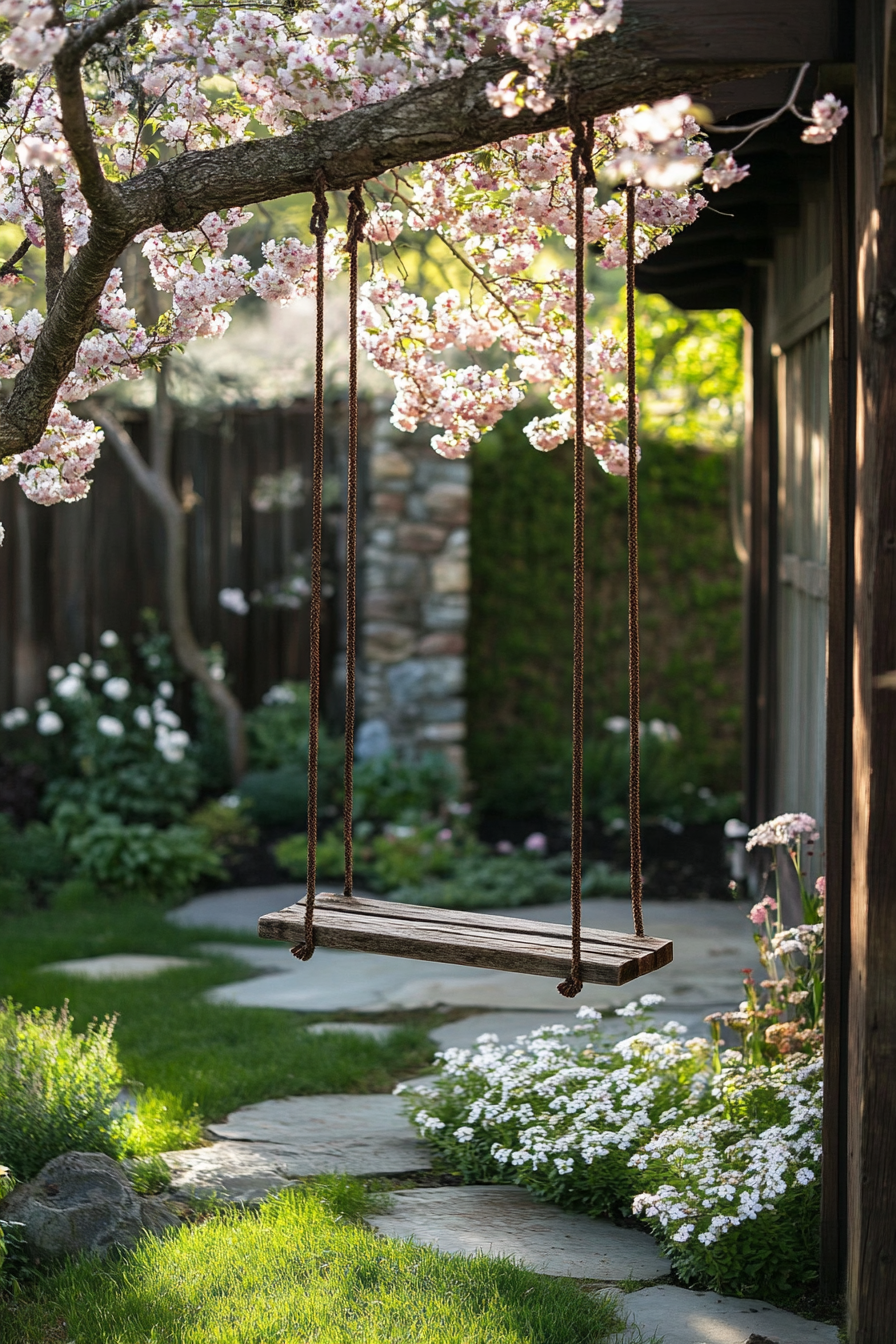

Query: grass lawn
<box><xmin>0</xmin><ymin>1179</ymin><xmax>628</xmax><ymax>1344</ymax></box>
<box><xmin>0</xmin><ymin>904</ymin><xmax>435</xmax><ymax>1149</ymax></box>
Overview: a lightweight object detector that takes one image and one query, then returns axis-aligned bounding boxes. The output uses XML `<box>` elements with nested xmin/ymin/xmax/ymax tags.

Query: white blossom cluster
<box><xmin>630</xmin><ymin>1054</ymin><xmax>822</xmax><ymax>1251</ymax></box>
<box><xmin>402</xmin><ymin>995</ymin><xmax>822</xmax><ymax>1288</ymax></box>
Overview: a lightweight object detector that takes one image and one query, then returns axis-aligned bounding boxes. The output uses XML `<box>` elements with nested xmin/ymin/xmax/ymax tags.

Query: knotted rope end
<box><xmin>557</xmin><ymin>975</ymin><xmax>583</xmax><ymax>999</ymax></box>
<box><xmin>290</xmin><ymin>940</ymin><xmax>315</xmax><ymax>962</ymax></box>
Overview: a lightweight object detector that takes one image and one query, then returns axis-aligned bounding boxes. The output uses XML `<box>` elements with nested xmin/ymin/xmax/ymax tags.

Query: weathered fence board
<box><xmin>0</xmin><ymin>400</ymin><xmax>345</xmax><ymax>713</ymax></box>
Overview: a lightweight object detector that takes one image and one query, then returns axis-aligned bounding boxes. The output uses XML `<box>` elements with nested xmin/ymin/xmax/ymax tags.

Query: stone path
<box><xmin>621</xmin><ymin>1284</ymin><xmax>839</xmax><ymax>1343</ymax></box>
<box><xmin>368</xmin><ymin>1185</ymin><xmax>669</xmax><ymax>1281</ymax></box>
<box><xmin>164</xmin><ymin>1094</ymin><xmax>430</xmax><ymax>1204</ymax></box>
<box><xmin>38</xmin><ymin>953</ymin><xmax>201</xmax><ymax>979</ymax></box>
<box><xmin>172</xmin><ymin>886</ymin><xmax>761</xmax><ymax>1020</ymax></box>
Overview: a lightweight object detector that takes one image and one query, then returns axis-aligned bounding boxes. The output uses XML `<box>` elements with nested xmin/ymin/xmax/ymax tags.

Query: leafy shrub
<box><xmin>0</xmin><ymin>1001</ymin><xmax>130</xmax><ymax>1180</ymax></box>
<box><xmin>50</xmin><ymin>877</ymin><xmax>105</xmax><ymax>912</ymax></box>
<box><xmin>245</xmin><ymin>682</ymin><xmax>342</xmax><ymax>788</ymax></box>
<box><xmin>67</xmin><ymin>814</ymin><xmax>223</xmax><ymax>904</ymax></box>
<box><xmin>238</xmin><ymin>765</ymin><xmax>311</xmax><ymax>828</ymax></box>
<box><xmin>1</xmin><ymin>629</ymin><xmax>200</xmax><ymax>828</ymax></box>
<box><xmin>0</xmin><ymin>814</ymin><xmax>68</xmax><ymax>909</ymax></box>
<box><xmin>190</xmin><ymin>797</ymin><xmax>259</xmax><ymax>857</ymax></box>
<box><xmin>391</xmin><ymin>853</ymin><xmax>629</xmax><ymax>909</ymax></box>
<box><xmin>352</xmin><ymin>751</ymin><xmax>458</xmax><ymax>825</ymax></box>
<box><xmin>274</xmin><ymin>825</ymin><xmax>348</xmax><ymax>882</ymax></box>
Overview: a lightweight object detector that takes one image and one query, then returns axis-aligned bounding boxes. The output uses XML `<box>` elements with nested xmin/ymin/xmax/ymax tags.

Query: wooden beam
<box><xmin>626</xmin><ymin>0</ymin><xmax>838</xmax><ymax>61</ymax></box>
<box><xmin>820</xmin><ymin>92</ymin><xmax>855</xmax><ymax>1298</ymax></box>
<box><xmin>845</xmin><ymin>2</ymin><xmax>896</xmax><ymax>1338</ymax></box>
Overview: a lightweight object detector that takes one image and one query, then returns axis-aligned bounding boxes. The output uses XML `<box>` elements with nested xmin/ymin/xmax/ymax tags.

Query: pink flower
<box><xmin>748</xmin><ymin>896</ymin><xmax>777</xmax><ymax>925</ymax></box>
<box><xmin>524</xmin><ymin>832</ymin><xmax>548</xmax><ymax>854</ymax></box>
<box><xmin>436</xmin><ymin>828</ymin><xmax>452</xmax><ymax>842</ymax></box>
<box><xmin>496</xmin><ymin>840</ymin><xmax>514</xmax><ymax>855</ymax></box>
<box><xmin>815</xmin><ymin>875</ymin><xmax>826</xmax><ymax>899</ymax></box>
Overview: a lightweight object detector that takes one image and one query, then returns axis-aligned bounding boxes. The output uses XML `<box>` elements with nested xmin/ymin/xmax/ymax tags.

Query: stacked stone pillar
<box><xmin>357</xmin><ymin>401</ymin><xmax>469</xmax><ymax>775</ymax></box>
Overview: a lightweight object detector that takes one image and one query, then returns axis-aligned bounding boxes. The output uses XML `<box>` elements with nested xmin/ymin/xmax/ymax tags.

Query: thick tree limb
<box><xmin>87</xmin><ymin>388</ymin><xmax>248</xmax><ymax>780</ymax></box>
<box><xmin>1</xmin><ymin>20</ymin><xmax>785</xmax><ymax>457</ymax></box>
<box><xmin>38</xmin><ymin>169</ymin><xmax>65</xmax><ymax>308</ymax></box>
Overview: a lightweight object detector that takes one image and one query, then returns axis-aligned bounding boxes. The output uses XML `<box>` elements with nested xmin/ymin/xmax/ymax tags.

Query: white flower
<box><xmin>102</xmin><ymin>677</ymin><xmax>130</xmax><ymax>701</ymax></box>
<box><xmin>154</xmin><ymin>708</ymin><xmax>181</xmax><ymax>729</ymax></box>
<box><xmin>35</xmin><ymin>697</ymin><xmax>50</xmax><ymax>711</ymax></box>
<box><xmin>90</xmin><ymin>661</ymin><xmax>110</xmax><ymax>681</ymax></box>
<box><xmin>36</xmin><ymin>710</ymin><xmax>63</xmax><ymax>735</ymax></box>
<box><xmin>219</xmin><ymin>586</ymin><xmax>250</xmax><ymax>615</ymax></box>
<box><xmin>47</xmin><ymin>665</ymin><xmax>64</xmax><ymax>682</ymax></box>
<box><xmin>66</xmin><ymin>663</ymin><xmax>84</xmax><ymax>676</ymax></box>
<box><xmin>616</xmin><ymin>1002</ymin><xmax>639</xmax><ymax>1018</ymax></box>
<box><xmin>795</xmin><ymin>1167</ymin><xmax>815</xmax><ymax>1186</ymax></box>
<box><xmin>746</xmin><ymin>812</ymin><xmax>819</xmax><ymax>850</ymax></box>
<box><xmin>78</xmin><ymin>653</ymin><xmax>91</xmax><ymax>667</ymax></box>
<box><xmin>155</xmin><ymin>724</ymin><xmax>190</xmax><ymax>763</ymax></box>
<box><xmin>671</xmin><ymin>1223</ymin><xmax>694</xmax><ymax>1242</ymax></box>
<box><xmin>99</xmin><ymin>630</ymin><xmax>119</xmax><ymax>648</ymax></box>
<box><xmin>133</xmin><ymin>706</ymin><xmax>153</xmax><ymax>730</ymax></box>
<box><xmin>640</xmin><ymin>993</ymin><xmax>665</xmax><ymax>1007</ymax></box>
<box><xmin>97</xmin><ymin>715</ymin><xmax>125</xmax><ymax>738</ymax></box>
<box><xmin>604</xmin><ymin>715</ymin><xmax>629</xmax><ymax>734</ymax></box>
<box><xmin>219</xmin><ymin>793</ymin><xmax>240</xmax><ymax>808</ymax></box>
<box><xmin>262</xmin><ymin>684</ymin><xmax>295</xmax><ymax>705</ymax></box>
<box><xmin>157</xmin><ymin>680</ymin><xmax>174</xmax><ymax>699</ymax></box>
<box><xmin>454</xmin><ymin>1126</ymin><xmax>474</xmax><ymax>1143</ymax></box>
<box><xmin>54</xmin><ymin>674</ymin><xmax>84</xmax><ymax>700</ymax></box>
<box><xmin>1</xmin><ymin>707</ymin><xmax>28</xmax><ymax>729</ymax></box>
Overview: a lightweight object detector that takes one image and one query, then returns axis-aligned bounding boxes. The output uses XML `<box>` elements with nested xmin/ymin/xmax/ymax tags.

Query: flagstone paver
<box><xmin>305</xmin><ymin>1021</ymin><xmax>397</xmax><ymax>1041</ymax></box>
<box><xmin>173</xmin><ymin>888</ymin><xmax>761</xmax><ymax>1015</ymax></box>
<box><xmin>164</xmin><ymin>1094</ymin><xmax>430</xmax><ymax>1202</ymax></box>
<box><xmin>620</xmin><ymin>1284</ymin><xmax>839</xmax><ymax>1343</ymax></box>
<box><xmin>367</xmin><ymin>1185</ymin><xmax>670</xmax><ymax>1280</ymax></box>
<box><xmin>38</xmin><ymin>953</ymin><xmax>201</xmax><ymax>980</ymax></box>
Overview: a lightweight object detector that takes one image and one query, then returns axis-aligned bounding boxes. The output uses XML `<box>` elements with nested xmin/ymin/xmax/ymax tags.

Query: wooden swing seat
<box><xmin>258</xmin><ymin>892</ymin><xmax>672</xmax><ymax>987</ymax></box>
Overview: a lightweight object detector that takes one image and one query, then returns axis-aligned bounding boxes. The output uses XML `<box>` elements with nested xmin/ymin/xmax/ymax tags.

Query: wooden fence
<box><xmin>0</xmin><ymin>400</ymin><xmax>351</xmax><ymax>713</ymax></box>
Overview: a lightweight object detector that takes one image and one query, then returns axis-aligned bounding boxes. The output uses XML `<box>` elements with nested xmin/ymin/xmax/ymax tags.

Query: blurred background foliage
<box><xmin>467</xmin><ymin>294</ymin><xmax>744</xmax><ymax>820</ymax></box>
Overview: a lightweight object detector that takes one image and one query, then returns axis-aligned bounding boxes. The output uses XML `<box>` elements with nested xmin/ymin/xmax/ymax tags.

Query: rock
<box><xmin>431</xmin><ymin>558</ymin><xmax>469</xmax><ymax>594</ymax></box>
<box><xmin>38</xmin><ymin>954</ymin><xmax>200</xmax><ymax>980</ymax></box>
<box><xmin>416</xmin><ymin>632</ymin><xmax>465</xmax><ymax>657</ymax></box>
<box><xmin>395</xmin><ymin>523</ymin><xmax>447</xmax><ymax>553</ymax></box>
<box><xmin>370</xmin><ymin>450</ymin><xmax>413</xmax><ymax>481</ymax></box>
<box><xmin>386</xmin><ymin>656</ymin><xmax>464</xmax><ymax>703</ymax></box>
<box><xmin>423</xmin><ymin>483</ymin><xmax>470</xmax><ymax>526</ymax></box>
<box><xmin>622</xmin><ymin>1285</ymin><xmax>839</xmax><ymax>1344</ymax></box>
<box><xmin>368</xmin><ymin>1186</ymin><xmax>670</xmax><ymax>1281</ymax></box>
<box><xmin>0</xmin><ymin>1153</ymin><xmax>180</xmax><ymax>1261</ymax></box>
<box><xmin>363</xmin><ymin>622</ymin><xmax>417</xmax><ymax>663</ymax></box>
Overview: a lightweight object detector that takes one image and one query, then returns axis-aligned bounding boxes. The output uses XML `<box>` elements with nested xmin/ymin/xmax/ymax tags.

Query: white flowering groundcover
<box><xmin>402</xmin><ymin>999</ymin><xmax>822</xmax><ymax>1299</ymax></box>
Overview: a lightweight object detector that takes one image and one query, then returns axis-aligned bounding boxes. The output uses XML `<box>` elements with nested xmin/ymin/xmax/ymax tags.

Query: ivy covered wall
<box><xmin>467</xmin><ymin>406</ymin><xmax>743</xmax><ymax>818</ymax></box>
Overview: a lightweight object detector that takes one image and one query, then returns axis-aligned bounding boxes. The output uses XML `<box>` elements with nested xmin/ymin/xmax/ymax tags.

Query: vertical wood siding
<box><xmin>773</xmin><ymin>185</ymin><xmax>831</xmax><ymax>845</ymax></box>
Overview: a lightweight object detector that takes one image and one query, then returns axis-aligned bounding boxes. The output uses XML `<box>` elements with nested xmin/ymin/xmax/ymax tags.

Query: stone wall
<box><xmin>356</xmin><ymin>399</ymin><xmax>469</xmax><ymax>776</ymax></box>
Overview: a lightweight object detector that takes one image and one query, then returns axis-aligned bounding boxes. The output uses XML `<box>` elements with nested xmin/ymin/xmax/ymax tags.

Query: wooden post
<box><xmin>820</xmin><ymin>81</ymin><xmax>856</xmax><ymax>1298</ymax></box>
<box><xmin>844</xmin><ymin>0</ymin><xmax>896</xmax><ymax>1336</ymax></box>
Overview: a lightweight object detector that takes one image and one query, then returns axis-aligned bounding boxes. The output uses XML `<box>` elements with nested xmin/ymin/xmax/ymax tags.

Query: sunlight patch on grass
<box><xmin>0</xmin><ymin>1182</ymin><xmax>626</xmax><ymax>1344</ymax></box>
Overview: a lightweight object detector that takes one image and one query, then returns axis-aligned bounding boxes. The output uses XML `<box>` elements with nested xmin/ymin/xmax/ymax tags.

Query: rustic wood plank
<box><xmin>266</xmin><ymin>891</ymin><xmax>671</xmax><ymax>960</ymax></box>
<box><xmin>626</xmin><ymin>0</ymin><xmax>837</xmax><ymax>61</ymax></box>
<box><xmin>258</xmin><ymin>895</ymin><xmax>673</xmax><ymax>987</ymax></box>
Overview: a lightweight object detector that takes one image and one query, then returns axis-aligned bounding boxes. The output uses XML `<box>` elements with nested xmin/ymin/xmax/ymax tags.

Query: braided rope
<box><xmin>626</xmin><ymin>183</ymin><xmax>644</xmax><ymax>939</ymax></box>
<box><xmin>558</xmin><ymin>114</ymin><xmax>594</xmax><ymax>999</ymax></box>
<box><xmin>343</xmin><ymin>184</ymin><xmax>367</xmax><ymax>898</ymax></box>
<box><xmin>292</xmin><ymin>172</ymin><xmax>329</xmax><ymax>961</ymax></box>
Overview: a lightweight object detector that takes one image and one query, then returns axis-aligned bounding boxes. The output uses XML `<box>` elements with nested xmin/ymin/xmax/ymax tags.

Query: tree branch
<box><xmin>1</xmin><ymin>21</ymin><xmax>786</xmax><ymax>457</ymax></box>
<box><xmin>38</xmin><ymin>168</ymin><xmax>65</xmax><ymax>308</ymax></box>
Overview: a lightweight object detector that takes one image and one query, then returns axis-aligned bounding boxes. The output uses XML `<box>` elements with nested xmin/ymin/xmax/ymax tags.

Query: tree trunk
<box><xmin>87</xmin><ymin>379</ymin><xmax>248</xmax><ymax>781</ymax></box>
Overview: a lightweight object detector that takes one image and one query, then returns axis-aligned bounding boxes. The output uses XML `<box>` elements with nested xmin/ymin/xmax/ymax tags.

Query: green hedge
<box><xmin>467</xmin><ymin>408</ymin><xmax>742</xmax><ymax>816</ymax></box>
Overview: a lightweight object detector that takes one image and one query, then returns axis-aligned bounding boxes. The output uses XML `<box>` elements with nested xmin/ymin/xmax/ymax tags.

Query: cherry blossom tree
<box><xmin>0</xmin><ymin>0</ymin><xmax>849</xmax><ymax>518</ymax></box>
<box><xmin>0</xmin><ymin>2</ymin><xmax>847</xmax><ymax>775</ymax></box>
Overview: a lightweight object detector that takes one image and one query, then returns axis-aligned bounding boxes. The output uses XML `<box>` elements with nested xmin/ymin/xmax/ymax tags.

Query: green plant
<box><xmin>244</xmin><ymin>683</ymin><xmax>343</xmax><ymax>797</ymax></box>
<box><xmin>0</xmin><ymin>815</ymin><xmax>68</xmax><ymax>910</ymax></box>
<box><xmin>49</xmin><ymin>877</ymin><xmax>105</xmax><ymax>912</ymax></box>
<box><xmin>0</xmin><ymin>903</ymin><xmax>436</xmax><ymax>1148</ymax></box>
<box><xmin>236</xmin><ymin>765</ymin><xmax>309</xmax><ymax>828</ymax></box>
<box><xmin>190</xmin><ymin>797</ymin><xmax>259</xmax><ymax>857</ymax></box>
<box><xmin>67</xmin><ymin>814</ymin><xmax>223</xmax><ymax>904</ymax></box>
<box><xmin>0</xmin><ymin>1001</ymin><xmax>130</xmax><ymax>1181</ymax></box>
<box><xmin>275</xmin><ymin>824</ymin><xmax>348</xmax><ymax>882</ymax></box>
<box><xmin>352</xmin><ymin>751</ymin><xmax>458</xmax><ymax>825</ymax></box>
<box><xmin>390</xmin><ymin>852</ymin><xmax>629</xmax><ymax>909</ymax></box>
<box><xmin>0</xmin><ymin>1183</ymin><xmax>626</xmax><ymax>1344</ymax></box>
<box><xmin>468</xmin><ymin>409</ymin><xmax>743</xmax><ymax>818</ymax></box>
<box><xmin>126</xmin><ymin>1154</ymin><xmax>172</xmax><ymax>1196</ymax></box>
